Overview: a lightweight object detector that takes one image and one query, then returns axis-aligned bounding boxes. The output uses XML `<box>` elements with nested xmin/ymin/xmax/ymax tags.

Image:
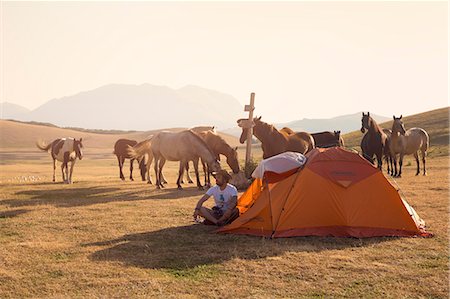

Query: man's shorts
<box><xmin>203</xmin><ymin>206</ymin><xmax>239</xmax><ymax>226</ymax></box>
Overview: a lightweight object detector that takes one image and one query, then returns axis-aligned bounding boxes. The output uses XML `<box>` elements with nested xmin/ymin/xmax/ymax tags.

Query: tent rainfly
<box><xmin>218</xmin><ymin>148</ymin><xmax>430</xmax><ymax>238</ymax></box>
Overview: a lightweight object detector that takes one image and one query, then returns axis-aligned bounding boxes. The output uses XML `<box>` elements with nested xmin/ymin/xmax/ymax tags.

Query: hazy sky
<box><xmin>1</xmin><ymin>1</ymin><xmax>448</xmax><ymax>123</ymax></box>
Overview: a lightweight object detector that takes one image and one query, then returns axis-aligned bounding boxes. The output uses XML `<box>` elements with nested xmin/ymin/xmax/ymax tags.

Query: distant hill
<box><xmin>222</xmin><ymin>112</ymin><xmax>390</xmax><ymax>138</ymax></box>
<box><xmin>279</xmin><ymin>112</ymin><xmax>390</xmax><ymax>134</ymax></box>
<box><xmin>0</xmin><ymin>102</ymin><xmax>30</xmax><ymax>120</ymax></box>
<box><xmin>343</xmin><ymin>107</ymin><xmax>449</xmax><ymax>156</ymax></box>
<box><xmin>1</xmin><ymin>84</ymin><xmax>244</xmax><ymax>131</ymax></box>
<box><xmin>0</xmin><ymin>119</ymin><xmax>240</xmax><ymax>149</ymax></box>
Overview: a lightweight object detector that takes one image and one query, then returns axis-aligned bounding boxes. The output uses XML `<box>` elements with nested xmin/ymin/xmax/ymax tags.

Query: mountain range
<box><xmin>1</xmin><ymin>84</ymin><xmax>390</xmax><ymax>133</ymax></box>
<box><xmin>1</xmin><ymin>84</ymin><xmax>244</xmax><ymax>131</ymax></box>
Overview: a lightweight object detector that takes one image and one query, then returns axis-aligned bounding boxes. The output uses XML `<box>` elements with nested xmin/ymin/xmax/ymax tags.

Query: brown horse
<box><xmin>281</xmin><ymin>127</ymin><xmax>344</xmax><ymax>148</ymax></box>
<box><xmin>151</xmin><ymin>130</ymin><xmax>221</xmax><ymax>190</ymax></box>
<box><xmin>186</xmin><ymin>130</ymin><xmax>240</xmax><ymax>187</ymax></box>
<box><xmin>390</xmin><ymin>115</ymin><xmax>429</xmax><ymax>177</ymax></box>
<box><xmin>238</xmin><ymin>117</ymin><xmax>315</xmax><ymax>159</ymax></box>
<box><xmin>36</xmin><ymin>137</ymin><xmax>83</xmax><ymax>184</ymax></box>
<box><xmin>360</xmin><ymin>112</ymin><xmax>387</xmax><ymax>170</ymax></box>
<box><xmin>113</xmin><ymin>139</ymin><xmax>146</xmax><ymax>181</ymax></box>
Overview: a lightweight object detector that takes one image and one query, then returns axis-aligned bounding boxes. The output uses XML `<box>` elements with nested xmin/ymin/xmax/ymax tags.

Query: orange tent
<box><xmin>219</xmin><ymin>147</ymin><xmax>430</xmax><ymax>238</ymax></box>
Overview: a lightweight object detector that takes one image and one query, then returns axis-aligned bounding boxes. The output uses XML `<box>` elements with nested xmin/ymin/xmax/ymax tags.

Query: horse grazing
<box><xmin>182</xmin><ymin>126</ymin><xmax>216</xmax><ymax>184</ymax></box>
<box><xmin>281</xmin><ymin>127</ymin><xmax>343</xmax><ymax>148</ymax></box>
<box><xmin>36</xmin><ymin>137</ymin><xmax>83</xmax><ymax>184</ymax></box>
<box><xmin>151</xmin><ymin>130</ymin><xmax>221</xmax><ymax>190</ymax></box>
<box><xmin>390</xmin><ymin>115</ymin><xmax>429</xmax><ymax>177</ymax></box>
<box><xmin>113</xmin><ymin>139</ymin><xmax>146</xmax><ymax>181</ymax></box>
<box><xmin>238</xmin><ymin>117</ymin><xmax>315</xmax><ymax>159</ymax></box>
<box><xmin>186</xmin><ymin>130</ymin><xmax>240</xmax><ymax>187</ymax></box>
<box><xmin>360</xmin><ymin>112</ymin><xmax>387</xmax><ymax>170</ymax></box>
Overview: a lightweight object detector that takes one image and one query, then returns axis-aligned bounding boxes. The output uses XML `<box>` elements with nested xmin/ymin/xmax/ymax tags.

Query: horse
<box><xmin>360</xmin><ymin>112</ymin><xmax>387</xmax><ymax>170</ymax></box>
<box><xmin>185</xmin><ymin>130</ymin><xmax>240</xmax><ymax>187</ymax></box>
<box><xmin>390</xmin><ymin>115</ymin><xmax>429</xmax><ymax>177</ymax></box>
<box><xmin>151</xmin><ymin>130</ymin><xmax>221</xmax><ymax>190</ymax></box>
<box><xmin>238</xmin><ymin>116</ymin><xmax>315</xmax><ymax>159</ymax></box>
<box><xmin>281</xmin><ymin>127</ymin><xmax>344</xmax><ymax>148</ymax></box>
<box><xmin>182</xmin><ymin>126</ymin><xmax>216</xmax><ymax>184</ymax></box>
<box><xmin>36</xmin><ymin>137</ymin><xmax>83</xmax><ymax>184</ymax></box>
<box><xmin>113</xmin><ymin>139</ymin><xmax>146</xmax><ymax>181</ymax></box>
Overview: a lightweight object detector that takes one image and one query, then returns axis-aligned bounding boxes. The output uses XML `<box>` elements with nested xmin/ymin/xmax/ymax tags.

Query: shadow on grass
<box><xmin>3</xmin><ymin>185</ymin><xmax>205</xmax><ymax>208</ymax></box>
<box><xmin>5</xmin><ymin>186</ymin><xmax>131</xmax><ymax>208</ymax></box>
<box><xmin>85</xmin><ymin>224</ymin><xmax>397</xmax><ymax>270</ymax></box>
<box><xmin>0</xmin><ymin>209</ymin><xmax>29</xmax><ymax>218</ymax></box>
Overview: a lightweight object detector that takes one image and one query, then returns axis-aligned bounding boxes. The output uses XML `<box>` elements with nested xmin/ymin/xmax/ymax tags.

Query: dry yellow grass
<box><xmin>0</xmin><ymin>144</ymin><xmax>448</xmax><ymax>298</ymax></box>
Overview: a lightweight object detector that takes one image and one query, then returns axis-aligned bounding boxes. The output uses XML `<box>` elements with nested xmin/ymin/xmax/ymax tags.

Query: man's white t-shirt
<box><xmin>206</xmin><ymin>184</ymin><xmax>238</xmax><ymax>212</ymax></box>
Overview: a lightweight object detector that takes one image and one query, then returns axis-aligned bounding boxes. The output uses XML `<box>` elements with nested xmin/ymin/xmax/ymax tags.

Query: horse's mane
<box><xmin>255</xmin><ymin>118</ymin><xmax>280</xmax><ymax>135</ymax></box>
<box><xmin>368</xmin><ymin>115</ymin><xmax>384</xmax><ymax>133</ymax></box>
<box><xmin>187</xmin><ymin>130</ymin><xmax>215</xmax><ymax>155</ymax></box>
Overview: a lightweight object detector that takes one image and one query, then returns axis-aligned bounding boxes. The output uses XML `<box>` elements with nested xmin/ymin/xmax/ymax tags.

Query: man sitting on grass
<box><xmin>193</xmin><ymin>169</ymin><xmax>239</xmax><ymax>226</ymax></box>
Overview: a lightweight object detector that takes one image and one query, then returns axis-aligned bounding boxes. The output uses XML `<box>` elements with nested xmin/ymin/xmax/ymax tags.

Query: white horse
<box><xmin>36</xmin><ymin>138</ymin><xmax>83</xmax><ymax>184</ymax></box>
<box><xmin>390</xmin><ymin>115</ymin><xmax>429</xmax><ymax>177</ymax></box>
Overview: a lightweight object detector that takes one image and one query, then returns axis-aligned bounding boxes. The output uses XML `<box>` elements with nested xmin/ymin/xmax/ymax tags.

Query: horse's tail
<box><xmin>36</xmin><ymin>139</ymin><xmax>52</xmax><ymax>152</ymax></box>
<box><xmin>127</xmin><ymin>139</ymin><xmax>152</xmax><ymax>161</ymax></box>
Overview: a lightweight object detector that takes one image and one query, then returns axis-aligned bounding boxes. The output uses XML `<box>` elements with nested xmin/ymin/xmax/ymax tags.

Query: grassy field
<box><xmin>0</xmin><ymin>108</ymin><xmax>449</xmax><ymax>298</ymax></box>
<box><xmin>0</xmin><ymin>144</ymin><xmax>448</xmax><ymax>298</ymax></box>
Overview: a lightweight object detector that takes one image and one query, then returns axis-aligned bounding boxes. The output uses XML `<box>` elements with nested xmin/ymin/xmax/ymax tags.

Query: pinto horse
<box><xmin>151</xmin><ymin>130</ymin><xmax>221</xmax><ymax>190</ymax></box>
<box><xmin>113</xmin><ymin>139</ymin><xmax>146</xmax><ymax>181</ymax></box>
<box><xmin>390</xmin><ymin>115</ymin><xmax>429</xmax><ymax>177</ymax></box>
<box><xmin>238</xmin><ymin>116</ymin><xmax>315</xmax><ymax>159</ymax></box>
<box><xmin>36</xmin><ymin>137</ymin><xmax>83</xmax><ymax>184</ymax></box>
<box><xmin>360</xmin><ymin>112</ymin><xmax>387</xmax><ymax>170</ymax></box>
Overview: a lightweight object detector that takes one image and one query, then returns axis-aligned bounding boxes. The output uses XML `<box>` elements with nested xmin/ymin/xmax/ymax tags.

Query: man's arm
<box><xmin>217</xmin><ymin>195</ymin><xmax>238</xmax><ymax>225</ymax></box>
<box><xmin>193</xmin><ymin>194</ymin><xmax>210</xmax><ymax>219</ymax></box>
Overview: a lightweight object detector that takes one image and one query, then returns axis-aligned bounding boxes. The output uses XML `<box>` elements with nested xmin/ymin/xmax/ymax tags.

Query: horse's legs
<box><xmin>201</xmin><ymin>159</ymin><xmax>209</xmax><ymax>188</ymax></box>
<box><xmin>414</xmin><ymin>152</ymin><xmax>420</xmax><ymax>176</ymax></box>
<box><xmin>158</xmin><ymin>158</ymin><xmax>166</xmax><ymax>188</ymax></box>
<box><xmin>68</xmin><ymin>160</ymin><xmax>75</xmax><ymax>184</ymax></box>
<box><xmin>192</xmin><ymin>158</ymin><xmax>203</xmax><ymax>190</ymax></box>
<box><xmin>176</xmin><ymin>160</ymin><xmax>185</xmax><ymax>190</ymax></box>
<box><xmin>52</xmin><ymin>158</ymin><xmax>56</xmax><ymax>182</ymax></box>
<box><xmin>376</xmin><ymin>151</ymin><xmax>383</xmax><ymax>170</ymax></box>
<box><xmin>138</xmin><ymin>159</ymin><xmax>147</xmax><ymax>182</ymax></box>
<box><xmin>391</xmin><ymin>153</ymin><xmax>398</xmax><ymax>177</ymax></box>
<box><xmin>186</xmin><ymin>161</ymin><xmax>194</xmax><ymax>184</ymax></box>
<box><xmin>143</xmin><ymin>158</ymin><xmax>152</xmax><ymax>184</ymax></box>
<box><xmin>60</xmin><ymin>163</ymin><xmax>66</xmax><ymax>183</ymax></box>
<box><xmin>129</xmin><ymin>158</ymin><xmax>134</xmax><ymax>181</ymax></box>
<box><xmin>117</xmin><ymin>155</ymin><xmax>125</xmax><ymax>180</ymax></box>
<box><xmin>398</xmin><ymin>153</ymin><xmax>404</xmax><ymax>177</ymax></box>
<box><xmin>154</xmin><ymin>156</ymin><xmax>160</xmax><ymax>188</ymax></box>
<box><xmin>422</xmin><ymin>150</ymin><xmax>427</xmax><ymax>176</ymax></box>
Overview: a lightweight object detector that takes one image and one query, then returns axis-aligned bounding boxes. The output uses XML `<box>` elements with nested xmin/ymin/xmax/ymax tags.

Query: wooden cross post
<box><xmin>244</xmin><ymin>93</ymin><xmax>255</xmax><ymax>165</ymax></box>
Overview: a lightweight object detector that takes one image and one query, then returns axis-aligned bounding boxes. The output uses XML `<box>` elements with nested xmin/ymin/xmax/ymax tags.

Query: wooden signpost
<box><xmin>244</xmin><ymin>93</ymin><xmax>255</xmax><ymax>165</ymax></box>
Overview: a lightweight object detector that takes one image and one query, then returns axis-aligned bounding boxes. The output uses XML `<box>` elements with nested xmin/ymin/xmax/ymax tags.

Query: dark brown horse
<box><xmin>280</xmin><ymin>127</ymin><xmax>343</xmax><ymax>148</ymax></box>
<box><xmin>238</xmin><ymin>117</ymin><xmax>315</xmax><ymax>159</ymax></box>
<box><xmin>36</xmin><ymin>137</ymin><xmax>83</xmax><ymax>184</ymax></box>
<box><xmin>113</xmin><ymin>139</ymin><xmax>146</xmax><ymax>181</ymax></box>
<box><xmin>360</xmin><ymin>112</ymin><xmax>387</xmax><ymax>170</ymax></box>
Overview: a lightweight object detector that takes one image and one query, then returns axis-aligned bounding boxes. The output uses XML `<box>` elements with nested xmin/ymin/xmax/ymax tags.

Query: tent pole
<box><xmin>270</xmin><ymin>168</ymin><xmax>304</xmax><ymax>238</ymax></box>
